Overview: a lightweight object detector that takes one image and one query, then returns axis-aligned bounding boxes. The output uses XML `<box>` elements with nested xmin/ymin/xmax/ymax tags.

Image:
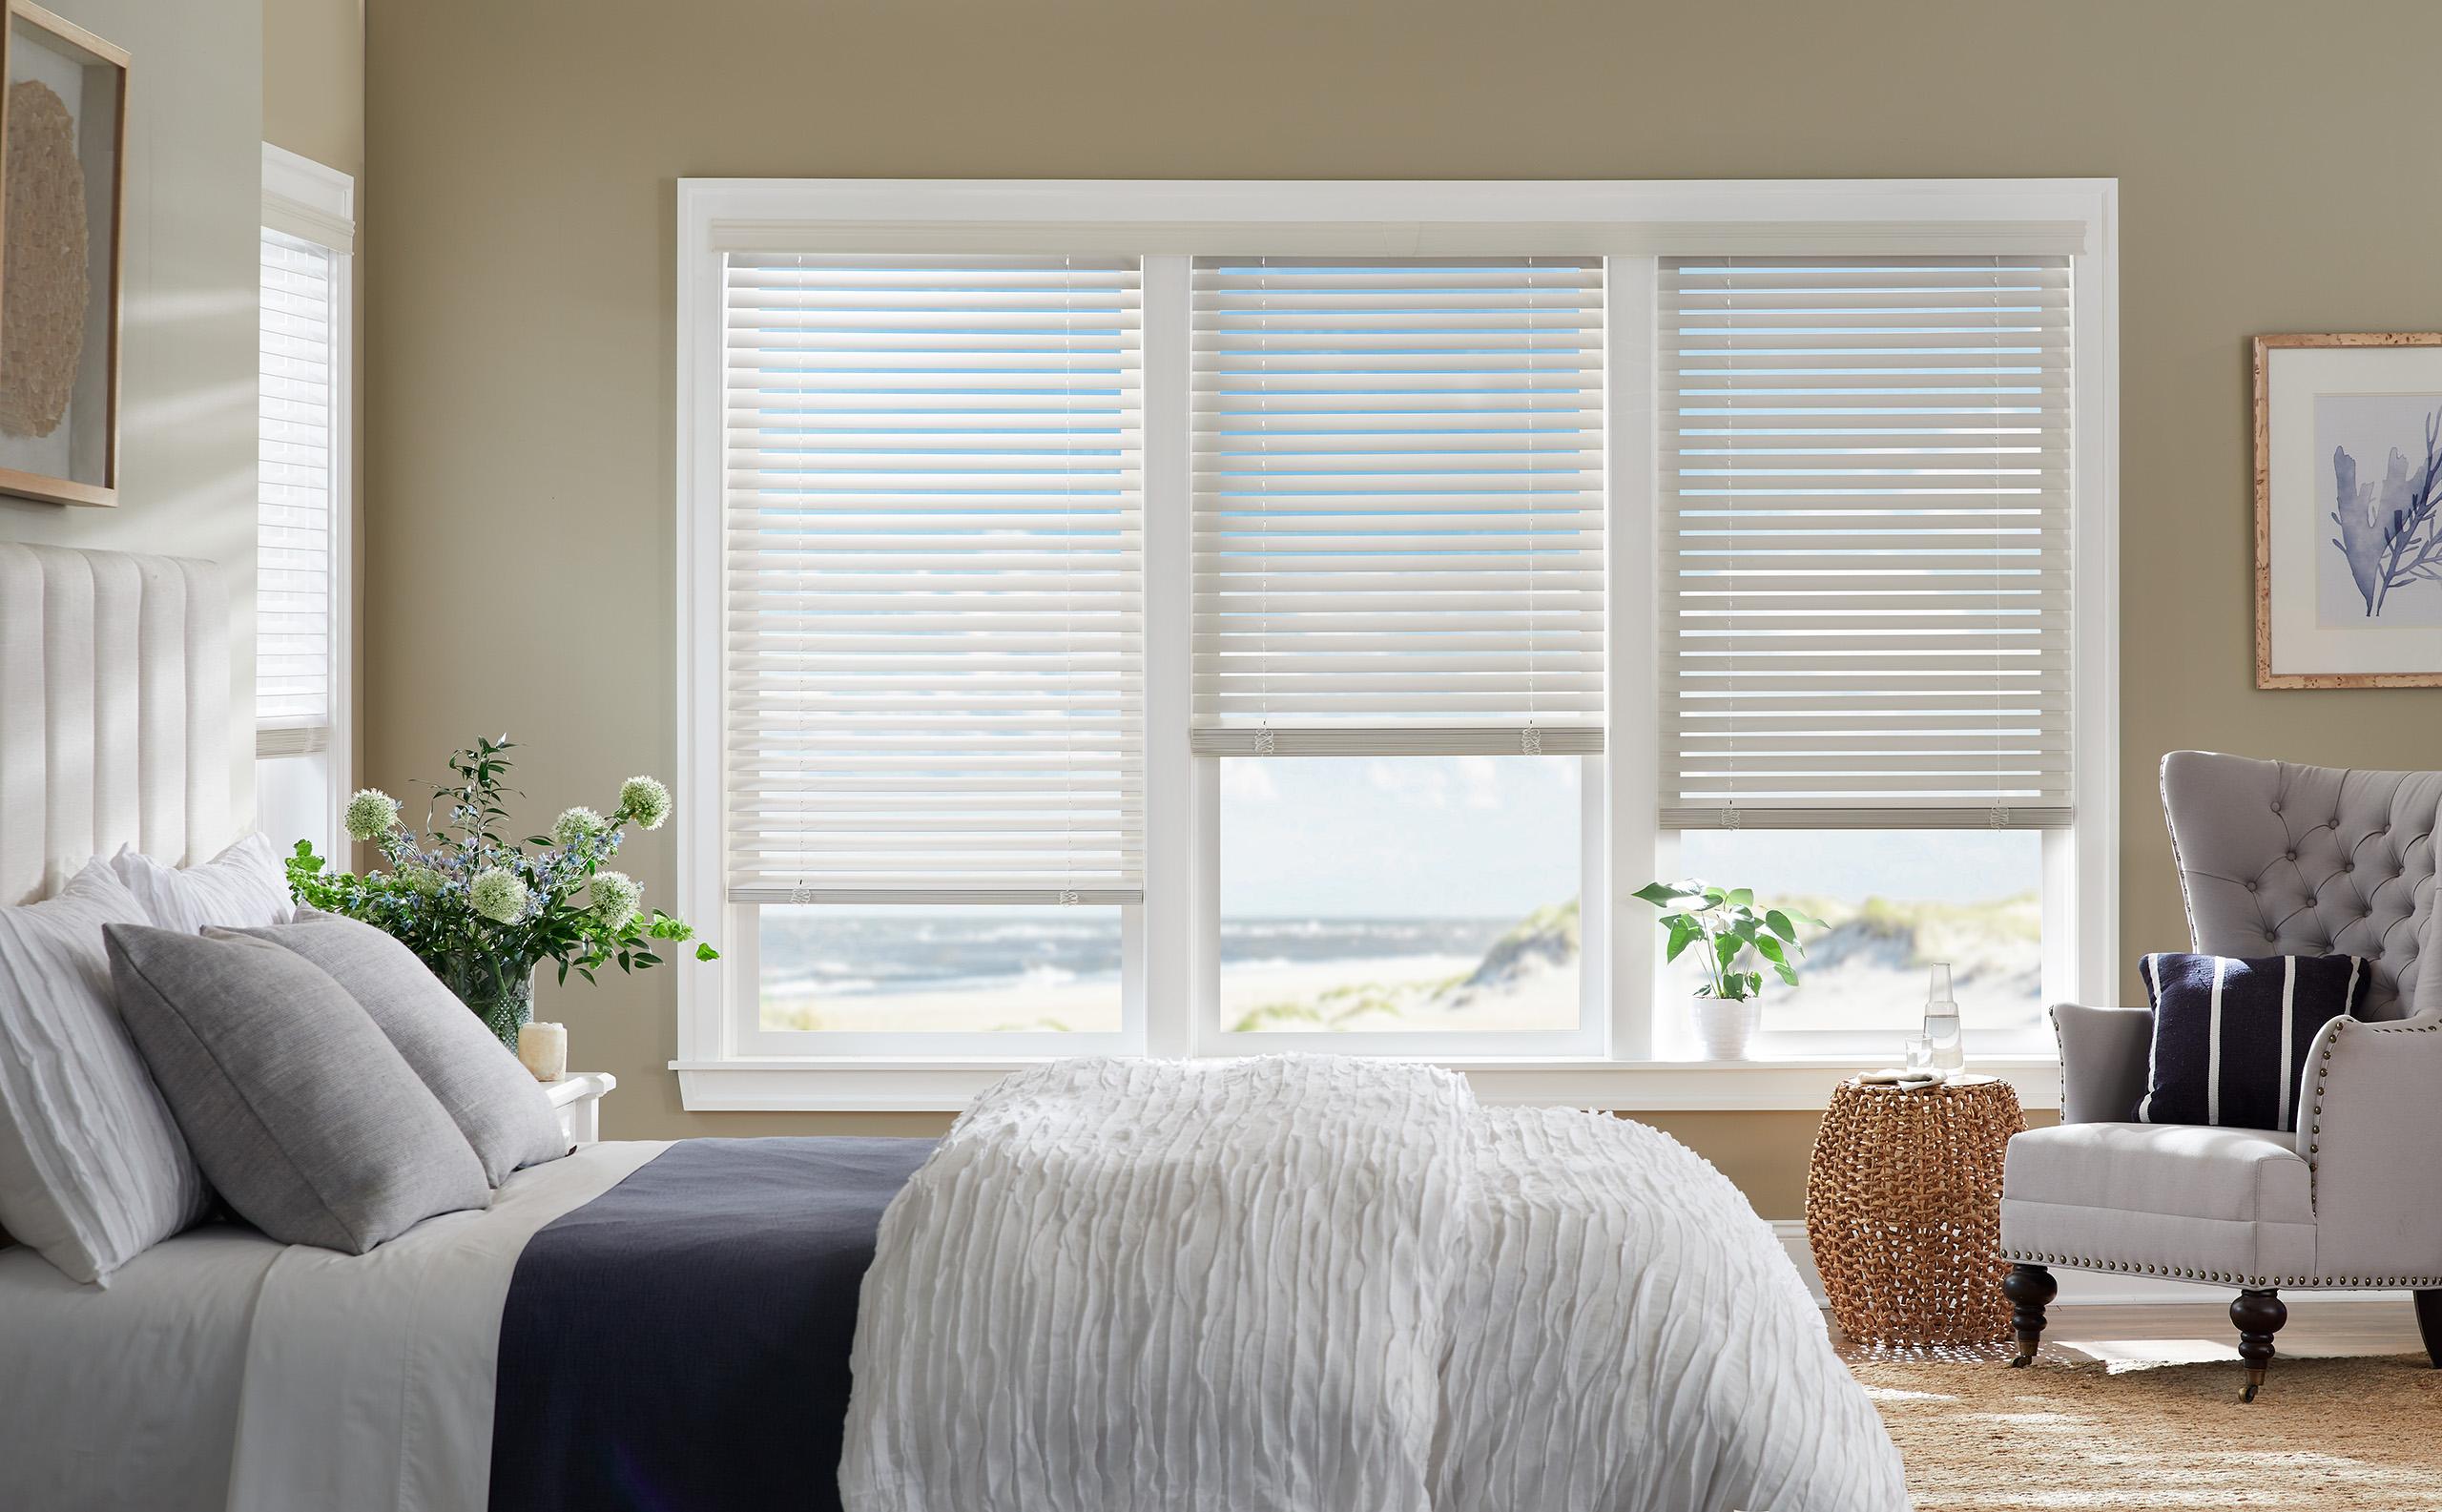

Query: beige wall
<box><xmin>362</xmin><ymin>0</ymin><xmax>2442</xmax><ymax>1212</ymax></box>
<box><xmin>263</xmin><ymin>0</ymin><xmax>364</xmax><ymax>796</ymax></box>
<box><xmin>1</xmin><ymin>0</ymin><xmax>260</xmax><ymax>828</ymax></box>
<box><xmin>264</xmin><ymin>0</ymin><xmax>362</xmax><ymax>178</ymax></box>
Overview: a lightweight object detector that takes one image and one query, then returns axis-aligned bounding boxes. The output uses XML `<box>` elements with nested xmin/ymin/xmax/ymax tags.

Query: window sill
<box><xmin>672</xmin><ymin>1055</ymin><xmax>2062</xmax><ymax>1114</ymax></box>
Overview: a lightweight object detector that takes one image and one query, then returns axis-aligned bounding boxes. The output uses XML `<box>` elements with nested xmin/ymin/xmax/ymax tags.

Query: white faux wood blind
<box><xmin>256</xmin><ymin>228</ymin><xmax>338</xmax><ymax>758</ymax></box>
<box><xmin>1190</xmin><ymin>257</ymin><xmax>1604</xmax><ymax>756</ymax></box>
<box><xmin>1660</xmin><ymin>256</ymin><xmax>2074</xmax><ymax>828</ymax></box>
<box><xmin>722</xmin><ymin>253</ymin><xmax>1145</xmax><ymax>903</ymax></box>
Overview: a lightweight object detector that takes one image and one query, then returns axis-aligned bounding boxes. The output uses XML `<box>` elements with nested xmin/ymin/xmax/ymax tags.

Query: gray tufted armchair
<box><xmin>1997</xmin><ymin>751</ymin><xmax>2442</xmax><ymax>1400</ymax></box>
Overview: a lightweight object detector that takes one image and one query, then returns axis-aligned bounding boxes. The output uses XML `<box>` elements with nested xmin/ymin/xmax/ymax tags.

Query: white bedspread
<box><xmin>841</xmin><ymin>1057</ymin><xmax>1906</xmax><ymax>1512</ymax></box>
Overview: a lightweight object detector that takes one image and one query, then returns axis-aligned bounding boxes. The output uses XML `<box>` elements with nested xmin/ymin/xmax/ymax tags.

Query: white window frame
<box><xmin>674</xmin><ymin>178</ymin><xmax>2118</xmax><ymax>1113</ymax></box>
<box><xmin>255</xmin><ymin>143</ymin><xmax>355</xmax><ymax>856</ymax></box>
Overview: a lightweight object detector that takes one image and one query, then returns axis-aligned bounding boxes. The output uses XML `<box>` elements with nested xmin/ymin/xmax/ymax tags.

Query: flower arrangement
<box><xmin>288</xmin><ymin>735</ymin><xmax>716</xmax><ymax>1046</ymax></box>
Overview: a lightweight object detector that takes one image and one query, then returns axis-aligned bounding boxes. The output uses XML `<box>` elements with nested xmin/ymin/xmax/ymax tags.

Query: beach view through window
<box><xmin>755</xmin><ymin>781</ymin><xmax>2047</xmax><ymax>1046</ymax></box>
<box><xmin>1218</xmin><ymin>756</ymin><xmax>1584</xmax><ymax>1034</ymax></box>
<box><xmin>1677</xmin><ymin>828</ymin><xmax>2046</xmax><ymax>1045</ymax></box>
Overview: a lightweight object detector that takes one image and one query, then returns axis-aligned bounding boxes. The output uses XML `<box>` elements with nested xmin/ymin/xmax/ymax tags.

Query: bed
<box><xmin>0</xmin><ymin>545</ymin><xmax>1907</xmax><ymax>1512</ymax></box>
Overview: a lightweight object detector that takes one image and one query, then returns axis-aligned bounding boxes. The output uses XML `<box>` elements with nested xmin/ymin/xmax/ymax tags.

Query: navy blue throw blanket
<box><xmin>488</xmin><ymin>1137</ymin><xmax>935</xmax><ymax>1512</ymax></box>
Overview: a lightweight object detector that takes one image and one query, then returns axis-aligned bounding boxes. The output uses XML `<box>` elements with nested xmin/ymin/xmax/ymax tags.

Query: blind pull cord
<box><xmin>1524</xmin><ymin>259</ymin><xmax>1541</xmax><ymax>756</ymax></box>
<box><xmin>1061</xmin><ymin>256</ymin><xmax>1078</xmax><ymax>904</ymax></box>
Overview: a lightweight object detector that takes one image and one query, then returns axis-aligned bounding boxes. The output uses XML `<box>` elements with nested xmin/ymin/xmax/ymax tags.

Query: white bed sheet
<box><xmin>0</xmin><ymin>1223</ymin><xmax>285</xmax><ymax>1512</ymax></box>
<box><xmin>0</xmin><ymin>1141</ymin><xmax>670</xmax><ymax>1512</ymax></box>
<box><xmin>226</xmin><ymin>1138</ymin><xmax>668</xmax><ymax>1512</ymax></box>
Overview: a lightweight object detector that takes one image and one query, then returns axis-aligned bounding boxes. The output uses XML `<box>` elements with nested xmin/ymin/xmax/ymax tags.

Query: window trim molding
<box><xmin>673</xmin><ymin>1054</ymin><xmax>2066</xmax><ymax>1113</ymax></box>
<box><xmin>262</xmin><ymin>142</ymin><xmax>354</xmax><ymax>254</ymax></box>
<box><xmin>673</xmin><ymin>177</ymin><xmax>2120</xmax><ymax>1110</ymax></box>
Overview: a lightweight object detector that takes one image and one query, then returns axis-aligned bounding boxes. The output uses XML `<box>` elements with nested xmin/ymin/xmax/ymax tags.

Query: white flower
<box><xmin>619</xmin><ymin>776</ymin><xmax>672</xmax><ymax>830</ymax></box>
<box><xmin>551</xmin><ymin>805</ymin><xmax>605</xmax><ymax>847</ymax></box>
<box><xmin>343</xmin><ymin>788</ymin><xmax>402</xmax><ymax>842</ymax></box>
<box><xmin>469</xmin><ymin>867</ymin><xmax>529</xmax><ymax>923</ymax></box>
<box><xmin>397</xmin><ymin>863</ymin><xmax>445</xmax><ymax>897</ymax></box>
<box><xmin>590</xmin><ymin>870</ymin><xmax>642</xmax><ymax>931</ymax></box>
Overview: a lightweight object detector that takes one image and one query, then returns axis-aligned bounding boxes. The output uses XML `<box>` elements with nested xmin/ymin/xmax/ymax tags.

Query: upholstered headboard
<box><xmin>0</xmin><ymin>544</ymin><xmax>228</xmax><ymax>906</ymax></box>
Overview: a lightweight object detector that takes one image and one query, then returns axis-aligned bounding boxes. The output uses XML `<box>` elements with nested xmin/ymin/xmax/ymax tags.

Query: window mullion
<box><xmin>1604</xmin><ymin>255</ymin><xmax>1662</xmax><ymax>1061</ymax></box>
<box><xmin>1142</xmin><ymin>255</ymin><xmax>1195</xmax><ymax>1057</ymax></box>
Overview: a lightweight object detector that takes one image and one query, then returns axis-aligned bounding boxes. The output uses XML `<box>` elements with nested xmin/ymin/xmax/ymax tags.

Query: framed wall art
<box><xmin>0</xmin><ymin>1</ymin><xmax>124</xmax><ymax>507</ymax></box>
<box><xmin>2256</xmin><ymin>332</ymin><xmax>2442</xmax><ymax>688</ymax></box>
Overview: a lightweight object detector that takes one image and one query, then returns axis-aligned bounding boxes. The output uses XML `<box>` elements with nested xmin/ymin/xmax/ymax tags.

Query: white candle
<box><xmin>518</xmin><ymin>1021</ymin><xmax>567</xmax><ymax>1082</ymax></box>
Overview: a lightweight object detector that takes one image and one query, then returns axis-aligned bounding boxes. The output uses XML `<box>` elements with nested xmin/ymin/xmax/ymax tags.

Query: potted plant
<box><xmin>1631</xmin><ymin>880</ymin><xmax>1821</xmax><ymax>1060</ymax></box>
<box><xmin>285</xmin><ymin>735</ymin><xmax>717</xmax><ymax>1047</ymax></box>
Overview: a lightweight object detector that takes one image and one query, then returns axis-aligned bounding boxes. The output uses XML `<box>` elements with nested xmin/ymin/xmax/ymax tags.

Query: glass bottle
<box><xmin>1922</xmin><ymin>963</ymin><xmax>1963</xmax><ymax>1072</ymax></box>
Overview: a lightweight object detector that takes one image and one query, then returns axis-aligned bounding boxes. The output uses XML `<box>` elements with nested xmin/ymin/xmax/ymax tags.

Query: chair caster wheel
<box><xmin>2009</xmin><ymin>1353</ymin><xmax>2034</xmax><ymax>1368</ymax></box>
<box><xmin>2241</xmin><ymin>1381</ymin><xmax>2260</xmax><ymax>1403</ymax></box>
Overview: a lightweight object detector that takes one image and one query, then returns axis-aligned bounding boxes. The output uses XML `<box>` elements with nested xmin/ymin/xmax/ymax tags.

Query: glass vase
<box><xmin>441</xmin><ymin>955</ymin><xmax>537</xmax><ymax>1050</ymax></box>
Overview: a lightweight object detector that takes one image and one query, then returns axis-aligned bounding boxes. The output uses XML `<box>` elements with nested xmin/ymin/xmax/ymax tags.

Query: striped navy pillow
<box><xmin>2135</xmin><ymin>953</ymin><xmax>2370</xmax><ymax>1131</ymax></box>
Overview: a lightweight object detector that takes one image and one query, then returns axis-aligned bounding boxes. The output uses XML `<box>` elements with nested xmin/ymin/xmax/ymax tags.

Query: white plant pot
<box><xmin>1692</xmin><ymin>994</ymin><xmax>1760</xmax><ymax>1060</ymax></box>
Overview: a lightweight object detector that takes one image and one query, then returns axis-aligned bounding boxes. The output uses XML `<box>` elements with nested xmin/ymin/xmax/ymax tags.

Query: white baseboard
<box><xmin>1768</xmin><ymin>1221</ymin><xmax>2406</xmax><ymax>1307</ymax></box>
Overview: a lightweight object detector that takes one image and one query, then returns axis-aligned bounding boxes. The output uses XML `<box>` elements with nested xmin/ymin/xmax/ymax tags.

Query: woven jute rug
<box><xmin>1852</xmin><ymin>1352</ymin><xmax>2442</xmax><ymax>1509</ymax></box>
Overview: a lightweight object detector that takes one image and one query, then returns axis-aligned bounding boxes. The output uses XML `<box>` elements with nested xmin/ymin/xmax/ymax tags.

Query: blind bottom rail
<box><xmin>1660</xmin><ymin>805</ymin><xmax>2070</xmax><ymax>831</ymax></box>
<box><xmin>1191</xmin><ymin>726</ymin><xmax>1603</xmax><ymax>757</ymax></box>
<box><xmin>730</xmin><ymin>885</ymin><xmax>1143</xmax><ymax>907</ymax></box>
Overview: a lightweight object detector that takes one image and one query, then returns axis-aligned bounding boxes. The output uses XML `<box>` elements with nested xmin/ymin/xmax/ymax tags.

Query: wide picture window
<box><xmin>680</xmin><ymin>181</ymin><xmax>2112</xmax><ymax>1101</ymax></box>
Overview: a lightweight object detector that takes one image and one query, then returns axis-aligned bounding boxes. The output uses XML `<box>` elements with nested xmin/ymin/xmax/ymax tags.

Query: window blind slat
<box><xmin>256</xmin><ymin>228</ymin><xmax>338</xmax><ymax>756</ymax></box>
<box><xmin>1189</xmin><ymin>257</ymin><xmax>1605</xmax><ymax>757</ymax></box>
<box><xmin>722</xmin><ymin>253</ymin><xmax>1146</xmax><ymax>902</ymax></box>
<box><xmin>1659</xmin><ymin>255</ymin><xmax>2074</xmax><ymax>828</ymax></box>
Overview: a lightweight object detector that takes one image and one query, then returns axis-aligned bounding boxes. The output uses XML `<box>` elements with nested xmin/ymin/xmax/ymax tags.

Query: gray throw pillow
<box><xmin>102</xmin><ymin>924</ymin><xmax>490</xmax><ymax>1253</ymax></box>
<box><xmin>215</xmin><ymin>911</ymin><xmax>568</xmax><ymax>1184</ymax></box>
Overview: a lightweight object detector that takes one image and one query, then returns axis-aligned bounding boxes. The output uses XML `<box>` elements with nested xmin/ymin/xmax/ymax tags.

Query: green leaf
<box><xmin>1702</xmin><ymin>885</ymin><xmax>1728</xmax><ymax>903</ymax></box>
<box><xmin>1765</xmin><ymin>909</ymin><xmax>1796</xmax><ymax>942</ymax></box>
<box><xmin>1714</xmin><ymin>933</ymin><xmax>1741</xmax><ymax>966</ymax></box>
<box><xmin>1773</xmin><ymin>963</ymin><xmax>1800</xmax><ymax>986</ymax></box>
<box><xmin>1631</xmin><ymin>881</ymin><xmax>1692</xmax><ymax>906</ymax></box>
<box><xmin>1725</xmin><ymin>887</ymin><xmax>1753</xmax><ymax>906</ymax></box>
<box><xmin>1665</xmin><ymin>920</ymin><xmax>1697</xmax><ymax>961</ymax></box>
<box><xmin>695</xmin><ymin>942</ymin><xmax>721</xmax><ymax>962</ymax></box>
<box><xmin>1753</xmin><ymin>934</ymin><xmax>1786</xmax><ymax>964</ymax></box>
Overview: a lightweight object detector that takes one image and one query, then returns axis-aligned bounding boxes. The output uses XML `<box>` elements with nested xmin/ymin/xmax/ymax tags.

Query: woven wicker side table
<box><xmin>1805</xmin><ymin>1076</ymin><xmax>2024</xmax><ymax>1346</ymax></box>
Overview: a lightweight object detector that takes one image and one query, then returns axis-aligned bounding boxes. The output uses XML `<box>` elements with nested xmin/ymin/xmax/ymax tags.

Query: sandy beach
<box><xmin>761</xmin><ymin>950</ymin><xmax>1579</xmax><ymax>1036</ymax></box>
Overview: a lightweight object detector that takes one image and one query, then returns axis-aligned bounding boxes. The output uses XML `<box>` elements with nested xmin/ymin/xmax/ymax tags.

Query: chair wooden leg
<box><xmin>2003</xmin><ymin>1263</ymin><xmax>2056</xmax><ymax>1366</ymax></box>
<box><xmin>2415</xmin><ymin>1289</ymin><xmax>2442</xmax><ymax>1370</ymax></box>
<box><xmin>2231</xmin><ymin>1289</ymin><xmax>2287</xmax><ymax>1402</ymax></box>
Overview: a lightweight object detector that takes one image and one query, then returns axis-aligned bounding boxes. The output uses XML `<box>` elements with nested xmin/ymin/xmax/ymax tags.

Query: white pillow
<box><xmin>0</xmin><ymin>860</ymin><xmax>212</xmax><ymax>1283</ymax></box>
<box><xmin>111</xmin><ymin>832</ymin><xmax>294</xmax><ymax>934</ymax></box>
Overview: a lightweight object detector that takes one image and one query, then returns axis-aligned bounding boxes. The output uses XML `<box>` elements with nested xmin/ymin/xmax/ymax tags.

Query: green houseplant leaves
<box><xmin>1630</xmin><ymin>880</ymin><xmax>1823</xmax><ymax>1002</ymax></box>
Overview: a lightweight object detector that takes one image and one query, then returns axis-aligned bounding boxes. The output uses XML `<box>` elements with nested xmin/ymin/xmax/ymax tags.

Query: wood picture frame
<box><xmin>0</xmin><ymin>1</ymin><xmax>125</xmax><ymax>508</ymax></box>
<box><xmin>2254</xmin><ymin>331</ymin><xmax>2442</xmax><ymax>688</ymax></box>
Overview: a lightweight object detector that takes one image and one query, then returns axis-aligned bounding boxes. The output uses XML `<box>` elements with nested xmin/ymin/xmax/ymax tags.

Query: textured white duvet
<box><xmin>841</xmin><ymin>1057</ymin><xmax>1906</xmax><ymax>1512</ymax></box>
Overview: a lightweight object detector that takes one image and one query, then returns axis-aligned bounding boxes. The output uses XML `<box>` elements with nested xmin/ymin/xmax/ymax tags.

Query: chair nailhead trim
<box><xmin>1997</xmin><ymin>1250</ymin><xmax>2442</xmax><ymax>1289</ymax></box>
